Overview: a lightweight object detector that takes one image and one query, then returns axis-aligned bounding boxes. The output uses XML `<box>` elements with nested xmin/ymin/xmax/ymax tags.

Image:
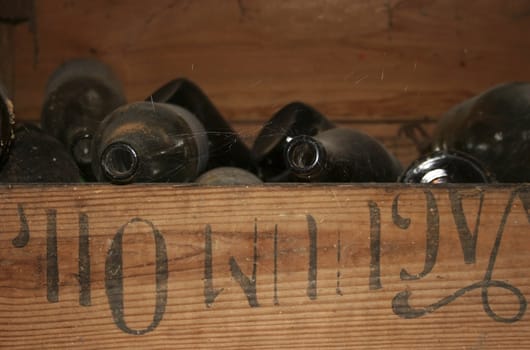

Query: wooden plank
<box><xmin>10</xmin><ymin>0</ymin><xmax>530</xmax><ymax>122</ymax></box>
<box><xmin>0</xmin><ymin>24</ymin><xmax>13</xmax><ymax>94</ymax></box>
<box><xmin>0</xmin><ymin>0</ymin><xmax>32</xmax><ymax>22</ymax></box>
<box><xmin>0</xmin><ymin>184</ymin><xmax>529</xmax><ymax>349</ymax></box>
<box><xmin>0</xmin><ymin>0</ymin><xmax>32</xmax><ymax>94</ymax></box>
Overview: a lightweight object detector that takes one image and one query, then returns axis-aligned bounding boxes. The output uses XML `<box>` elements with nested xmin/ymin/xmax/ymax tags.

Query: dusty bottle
<box><xmin>196</xmin><ymin>166</ymin><xmax>262</xmax><ymax>185</ymax></box>
<box><xmin>41</xmin><ymin>58</ymin><xmax>126</xmax><ymax>180</ymax></box>
<box><xmin>285</xmin><ymin>127</ymin><xmax>402</xmax><ymax>182</ymax></box>
<box><xmin>0</xmin><ymin>83</ymin><xmax>15</xmax><ymax>166</ymax></box>
<box><xmin>92</xmin><ymin>102</ymin><xmax>209</xmax><ymax>184</ymax></box>
<box><xmin>432</xmin><ymin>82</ymin><xmax>530</xmax><ymax>182</ymax></box>
<box><xmin>399</xmin><ymin>150</ymin><xmax>493</xmax><ymax>184</ymax></box>
<box><xmin>252</xmin><ymin>102</ymin><xmax>336</xmax><ymax>182</ymax></box>
<box><xmin>0</xmin><ymin>124</ymin><xmax>82</xmax><ymax>182</ymax></box>
<box><xmin>148</xmin><ymin>78</ymin><xmax>256</xmax><ymax>173</ymax></box>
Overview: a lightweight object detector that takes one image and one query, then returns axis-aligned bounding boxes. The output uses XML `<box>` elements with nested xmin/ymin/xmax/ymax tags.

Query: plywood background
<box><xmin>5</xmin><ymin>0</ymin><xmax>530</xmax><ymax>165</ymax></box>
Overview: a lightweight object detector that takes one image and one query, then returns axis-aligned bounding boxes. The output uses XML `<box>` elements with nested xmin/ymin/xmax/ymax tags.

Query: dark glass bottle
<box><xmin>41</xmin><ymin>58</ymin><xmax>126</xmax><ymax>180</ymax></box>
<box><xmin>0</xmin><ymin>124</ymin><xmax>82</xmax><ymax>182</ymax></box>
<box><xmin>148</xmin><ymin>78</ymin><xmax>256</xmax><ymax>173</ymax></box>
<box><xmin>285</xmin><ymin>127</ymin><xmax>402</xmax><ymax>182</ymax></box>
<box><xmin>432</xmin><ymin>82</ymin><xmax>530</xmax><ymax>182</ymax></box>
<box><xmin>92</xmin><ymin>102</ymin><xmax>209</xmax><ymax>184</ymax></box>
<box><xmin>0</xmin><ymin>83</ymin><xmax>15</xmax><ymax>166</ymax></box>
<box><xmin>252</xmin><ymin>102</ymin><xmax>336</xmax><ymax>182</ymax></box>
<box><xmin>196</xmin><ymin>166</ymin><xmax>262</xmax><ymax>185</ymax></box>
<box><xmin>399</xmin><ymin>150</ymin><xmax>494</xmax><ymax>184</ymax></box>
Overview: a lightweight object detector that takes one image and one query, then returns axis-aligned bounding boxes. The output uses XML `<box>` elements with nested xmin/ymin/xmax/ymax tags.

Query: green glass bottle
<box><xmin>252</xmin><ymin>102</ymin><xmax>336</xmax><ymax>181</ymax></box>
<box><xmin>432</xmin><ymin>82</ymin><xmax>530</xmax><ymax>182</ymax></box>
<box><xmin>285</xmin><ymin>127</ymin><xmax>402</xmax><ymax>182</ymax></box>
<box><xmin>0</xmin><ymin>124</ymin><xmax>82</xmax><ymax>182</ymax></box>
<box><xmin>92</xmin><ymin>102</ymin><xmax>209</xmax><ymax>184</ymax></box>
<box><xmin>41</xmin><ymin>58</ymin><xmax>126</xmax><ymax>180</ymax></box>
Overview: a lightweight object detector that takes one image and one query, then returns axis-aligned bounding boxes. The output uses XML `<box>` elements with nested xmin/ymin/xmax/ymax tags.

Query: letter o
<box><xmin>105</xmin><ymin>218</ymin><xmax>168</xmax><ymax>335</ymax></box>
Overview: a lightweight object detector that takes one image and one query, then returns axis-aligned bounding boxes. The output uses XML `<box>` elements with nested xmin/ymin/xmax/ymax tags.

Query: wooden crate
<box><xmin>1</xmin><ymin>1</ymin><xmax>530</xmax><ymax>349</ymax></box>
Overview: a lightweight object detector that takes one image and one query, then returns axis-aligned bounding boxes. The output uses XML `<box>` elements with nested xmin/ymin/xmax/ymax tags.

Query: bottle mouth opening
<box><xmin>286</xmin><ymin>137</ymin><xmax>321</xmax><ymax>173</ymax></box>
<box><xmin>101</xmin><ymin>142</ymin><xmax>139</xmax><ymax>182</ymax></box>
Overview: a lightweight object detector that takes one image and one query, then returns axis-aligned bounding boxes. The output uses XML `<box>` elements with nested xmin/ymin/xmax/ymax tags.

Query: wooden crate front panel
<box><xmin>0</xmin><ymin>184</ymin><xmax>529</xmax><ymax>349</ymax></box>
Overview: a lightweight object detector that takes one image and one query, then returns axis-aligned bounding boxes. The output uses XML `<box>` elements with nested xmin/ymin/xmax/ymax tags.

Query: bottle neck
<box><xmin>67</xmin><ymin>128</ymin><xmax>93</xmax><ymax>165</ymax></box>
<box><xmin>285</xmin><ymin>135</ymin><xmax>326</xmax><ymax>179</ymax></box>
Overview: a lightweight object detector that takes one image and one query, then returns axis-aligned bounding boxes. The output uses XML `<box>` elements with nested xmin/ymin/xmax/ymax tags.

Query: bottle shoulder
<box><xmin>45</xmin><ymin>58</ymin><xmax>124</xmax><ymax>98</ymax></box>
<box><xmin>92</xmin><ymin>102</ymin><xmax>209</xmax><ymax>183</ymax></box>
<box><xmin>252</xmin><ymin>101</ymin><xmax>335</xmax><ymax>159</ymax></box>
<box><xmin>399</xmin><ymin>150</ymin><xmax>494</xmax><ymax>183</ymax></box>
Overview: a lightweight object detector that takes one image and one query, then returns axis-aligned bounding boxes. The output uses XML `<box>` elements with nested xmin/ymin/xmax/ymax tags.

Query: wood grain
<box><xmin>0</xmin><ymin>24</ymin><xmax>13</xmax><ymax>94</ymax></box>
<box><xmin>0</xmin><ymin>0</ymin><xmax>32</xmax><ymax>22</ymax></box>
<box><xmin>0</xmin><ymin>184</ymin><xmax>529</xmax><ymax>349</ymax></box>
<box><xmin>10</xmin><ymin>0</ymin><xmax>530</xmax><ymax>123</ymax></box>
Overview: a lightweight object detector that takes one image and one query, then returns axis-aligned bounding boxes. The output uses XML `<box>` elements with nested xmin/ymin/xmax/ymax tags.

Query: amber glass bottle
<box><xmin>148</xmin><ymin>78</ymin><xmax>256</xmax><ymax>173</ymax></box>
<box><xmin>399</xmin><ymin>150</ymin><xmax>493</xmax><ymax>184</ymax></box>
<box><xmin>41</xmin><ymin>59</ymin><xmax>126</xmax><ymax>180</ymax></box>
<box><xmin>92</xmin><ymin>102</ymin><xmax>209</xmax><ymax>184</ymax></box>
<box><xmin>0</xmin><ymin>124</ymin><xmax>81</xmax><ymax>182</ymax></box>
<box><xmin>432</xmin><ymin>82</ymin><xmax>530</xmax><ymax>182</ymax></box>
<box><xmin>252</xmin><ymin>102</ymin><xmax>336</xmax><ymax>181</ymax></box>
<box><xmin>285</xmin><ymin>127</ymin><xmax>402</xmax><ymax>182</ymax></box>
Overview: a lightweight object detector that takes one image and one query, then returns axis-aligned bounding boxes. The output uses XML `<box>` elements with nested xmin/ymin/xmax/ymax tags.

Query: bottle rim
<box><xmin>285</xmin><ymin>135</ymin><xmax>324</xmax><ymax>176</ymax></box>
<box><xmin>101</xmin><ymin>142</ymin><xmax>139</xmax><ymax>183</ymax></box>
